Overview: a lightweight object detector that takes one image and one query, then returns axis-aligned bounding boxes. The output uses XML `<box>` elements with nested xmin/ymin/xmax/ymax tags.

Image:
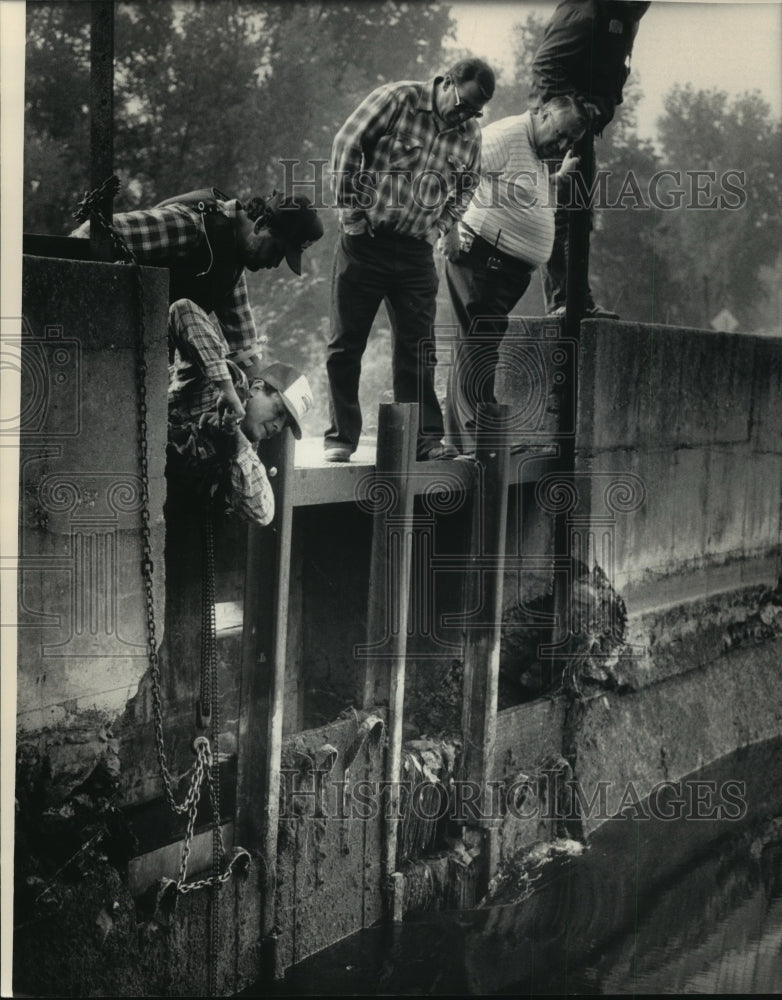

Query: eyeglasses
<box><xmin>452</xmin><ymin>81</ymin><xmax>483</xmax><ymax>120</ymax></box>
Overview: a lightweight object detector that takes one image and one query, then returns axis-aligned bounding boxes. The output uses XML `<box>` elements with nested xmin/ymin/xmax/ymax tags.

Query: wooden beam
<box><xmin>359</xmin><ymin>403</ymin><xmax>417</xmax><ymax>920</ymax></box>
<box><xmin>460</xmin><ymin>404</ymin><xmax>511</xmax><ymax>876</ymax></box>
<box><xmin>360</xmin><ymin>403</ymin><xmax>417</xmax><ymax>710</ymax></box>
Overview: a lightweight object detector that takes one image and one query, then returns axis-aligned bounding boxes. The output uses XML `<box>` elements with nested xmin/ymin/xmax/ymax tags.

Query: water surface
<box><xmin>258</xmin><ymin>737</ymin><xmax>782</xmax><ymax>995</ymax></box>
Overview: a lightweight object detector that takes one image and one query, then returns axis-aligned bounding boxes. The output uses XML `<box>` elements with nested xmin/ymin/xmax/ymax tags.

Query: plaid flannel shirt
<box><xmin>72</xmin><ymin>206</ymin><xmax>272</xmax><ymax>526</ymax></box>
<box><xmin>165</xmin><ymin>298</ymin><xmax>273</xmax><ymax>528</ymax></box>
<box><xmin>332</xmin><ymin>77</ymin><xmax>483</xmax><ymax>241</ymax></box>
<box><xmin>167</xmin><ymin>400</ymin><xmax>275</xmax><ymax>528</ymax></box>
<box><xmin>71</xmin><ymin>200</ymin><xmax>258</xmax><ymax>371</ymax></box>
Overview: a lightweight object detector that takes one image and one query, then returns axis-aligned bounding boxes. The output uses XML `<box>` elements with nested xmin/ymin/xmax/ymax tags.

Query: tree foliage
<box><xmin>25</xmin><ymin>0</ymin><xmax>456</xmax><ymax>224</ymax></box>
<box><xmin>22</xmin><ymin>3</ymin><xmax>782</xmax><ymax>435</ymax></box>
<box><xmin>490</xmin><ymin>12</ymin><xmax>781</xmax><ymax>332</ymax></box>
<box><xmin>654</xmin><ymin>85</ymin><xmax>782</xmax><ymax>328</ymax></box>
<box><xmin>24</xmin><ymin>1</ymin><xmax>456</xmax><ymax>432</ymax></box>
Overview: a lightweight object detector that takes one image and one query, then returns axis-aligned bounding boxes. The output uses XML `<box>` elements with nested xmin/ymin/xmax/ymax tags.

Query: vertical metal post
<box><xmin>563</xmin><ymin>126</ymin><xmax>594</xmax><ymax>338</ymax></box>
<box><xmin>460</xmin><ymin>403</ymin><xmax>510</xmax><ymax>884</ymax></box>
<box><xmin>89</xmin><ymin>1</ymin><xmax>114</xmax><ymax>260</ymax></box>
<box><xmin>235</xmin><ymin>430</ymin><xmax>295</xmax><ymax>974</ymax></box>
<box><xmin>549</xmin><ymin>127</ymin><xmax>595</xmax><ymax>685</ymax></box>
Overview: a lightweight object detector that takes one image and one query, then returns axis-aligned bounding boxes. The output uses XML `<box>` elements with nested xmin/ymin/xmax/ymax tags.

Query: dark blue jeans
<box><xmin>325</xmin><ymin>230</ymin><xmax>444</xmax><ymax>456</ymax></box>
<box><xmin>444</xmin><ymin>234</ymin><xmax>534</xmax><ymax>454</ymax></box>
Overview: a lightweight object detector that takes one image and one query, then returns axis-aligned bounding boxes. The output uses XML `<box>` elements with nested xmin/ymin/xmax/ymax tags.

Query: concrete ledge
<box><xmin>570</xmin><ymin>638</ymin><xmax>782</xmax><ymax>836</ymax></box>
<box><xmin>576</xmin><ymin>321</ymin><xmax>782</xmax><ymax>453</ymax></box>
<box><xmin>615</xmin><ymin>581</ymin><xmax>782</xmax><ymax>691</ymax></box>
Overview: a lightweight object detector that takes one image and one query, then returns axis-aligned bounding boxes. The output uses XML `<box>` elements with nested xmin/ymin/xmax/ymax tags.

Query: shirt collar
<box><xmin>416</xmin><ymin>76</ymin><xmax>439</xmax><ymax>116</ymax></box>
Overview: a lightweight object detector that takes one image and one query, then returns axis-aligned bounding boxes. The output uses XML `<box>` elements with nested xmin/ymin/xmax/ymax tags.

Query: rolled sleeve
<box><xmin>168</xmin><ymin>298</ymin><xmax>231</xmax><ymax>385</ymax></box>
<box><xmin>229</xmin><ymin>442</ymin><xmax>275</xmax><ymax>526</ymax></box>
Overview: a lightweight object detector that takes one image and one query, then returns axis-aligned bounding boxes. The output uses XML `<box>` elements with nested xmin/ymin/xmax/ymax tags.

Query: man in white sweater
<box><xmin>444</xmin><ymin>96</ymin><xmax>587</xmax><ymax>455</ymax></box>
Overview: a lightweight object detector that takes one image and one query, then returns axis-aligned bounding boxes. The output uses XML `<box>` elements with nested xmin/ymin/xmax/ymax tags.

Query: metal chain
<box><xmin>77</xmin><ymin>180</ymin><xmax>251</xmax><ymax>916</ymax></box>
<box><xmin>131</xmin><ymin>243</ymin><xmax>195</xmax><ymax>817</ymax></box>
<box><xmin>202</xmin><ymin>512</ymin><xmax>221</xmax><ymax>997</ymax></box>
<box><xmin>73</xmin><ymin>175</ymin><xmax>137</xmax><ymax>263</ymax></box>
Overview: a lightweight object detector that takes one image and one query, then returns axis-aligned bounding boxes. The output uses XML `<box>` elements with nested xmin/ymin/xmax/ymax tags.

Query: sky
<box><xmin>447</xmin><ymin>0</ymin><xmax>782</xmax><ymax>142</ymax></box>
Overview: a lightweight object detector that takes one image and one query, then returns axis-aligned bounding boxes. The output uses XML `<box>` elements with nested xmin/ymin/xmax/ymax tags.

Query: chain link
<box><xmin>75</xmin><ymin>179</ymin><xmax>249</xmax><ymax>992</ymax></box>
<box><xmin>202</xmin><ymin>513</ymin><xmax>221</xmax><ymax>998</ymax></box>
<box><xmin>70</xmin><ymin>178</ymin><xmax>253</xmax><ymax>904</ymax></box>
<box><xmin>73</xmin><ymin>175</ymin><xmax>138</xmax><ymax>263</ymax></box>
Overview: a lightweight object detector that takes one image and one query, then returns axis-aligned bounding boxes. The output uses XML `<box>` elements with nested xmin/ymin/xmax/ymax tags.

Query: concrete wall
<box><xmin>14</xmin><ymin>297</ymin><xmax>782</xmax><ymax>991</ymax></box>
<box><xmin>566</xmin><ymin>321</ymin><xmax>782</xmax><ymax>833</ymax></box>
<box><xmin>16</xmin><ymin>255</ymin><xmax>168</xmax><ymax>745</ymax></box>
<box><xmin>575</xmin><ymin>321</ymin><xmax>782</xmax><ymax>600</ymax></box>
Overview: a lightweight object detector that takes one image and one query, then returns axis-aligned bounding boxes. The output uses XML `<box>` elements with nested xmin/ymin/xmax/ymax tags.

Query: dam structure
<box><xmin>10</xmin><ymin>241</ymin><xmax>782</xmax><ymax>995</ymax></box>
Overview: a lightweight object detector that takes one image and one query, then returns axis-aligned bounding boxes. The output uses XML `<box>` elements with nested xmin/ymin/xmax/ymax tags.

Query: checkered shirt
<box><xmin>167</xmin><ymin>407</ymin><xmax>275</xmax><ymax>528</ymax></box>
<box><xmin>332</xmin><ymin>77</ymin><xmax>483</xmax><ymax>240</ymax></box>
<box><xmin>72</xmin><ymin>206</ymin><xmax>272</xmax><ymax>526</ymax></box>
<box><xmin>71</xmin><ymin>200</ymin><xmax>257</xmax><ymax>360</ymax></box>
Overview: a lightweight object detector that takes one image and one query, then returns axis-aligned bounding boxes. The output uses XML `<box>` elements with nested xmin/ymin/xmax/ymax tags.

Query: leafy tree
<box><xmin>654</xmin><ymin>85</ymin><xmax>782</xmax><ymax>329</ymax></box>
<box><xmin>25</xmin><ymin>1</ymin><xmax>455</xmax><ymax>227</ymax></box>
<box><xmin>24</xmin><ymin>1</ymin><xmax>456</xmax><ymax>433</ymax></box>
<box><xmin>24</xmin><ymin>2</ymin><xmax>91</xmax><ymax>232</ymax></box>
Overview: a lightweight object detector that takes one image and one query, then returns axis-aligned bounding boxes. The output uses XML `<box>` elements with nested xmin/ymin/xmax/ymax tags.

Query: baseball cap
<box><xmin>256</xmin><ymin>361</ymin><xmax>314</xmax><ymax>439</ymax></box>
<box><xmin>265</xmin><ymin>192</ymin><xmax>324</xmax><ymax>275</ymax></box>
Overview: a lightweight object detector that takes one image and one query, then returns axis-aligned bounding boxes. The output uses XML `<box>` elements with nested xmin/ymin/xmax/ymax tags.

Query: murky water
<box><xmin>260</xmin><ymin>737</ymin><xmax>782</xmax><ymax>996</ymax></box>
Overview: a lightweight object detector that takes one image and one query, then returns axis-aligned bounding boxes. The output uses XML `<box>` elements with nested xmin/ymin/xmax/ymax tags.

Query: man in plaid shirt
<box><xmin>324</xmin><ymin>58</ymin><xmax>495</xmax><ymax>463</ymax></box>
<box><xmin>73</xmin><ymin>188</ymin><xmax>322</xmax><ymax>423</ymax></box>
<box><xmin>167</xmin><ymin>358</ymin><xmax>314</xmax><ymax>526</ymax></box>
<box><xmin>73</xmin><ymin>188</ymin><xmax>322</xmax><ymax>523</ymax></box>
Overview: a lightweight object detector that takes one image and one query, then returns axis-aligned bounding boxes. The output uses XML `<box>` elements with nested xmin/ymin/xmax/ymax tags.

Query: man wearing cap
<box><xmin>167</xmin><ymin>356</ymin><xmax>313</xmax><ymax>527</ymax></box>
<box><xmin>71</xmin><ymin>187</ymin><xmax>324</xmax><ymax>423</ymax></box>
<box><xmin>325</xmin><ymin>57</ymin><xmax>496</xmax><ymax>463</ymax></box>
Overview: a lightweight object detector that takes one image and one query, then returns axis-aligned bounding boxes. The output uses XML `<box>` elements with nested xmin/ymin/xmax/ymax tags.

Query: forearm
<box><xmin>169</xmin><ymin>299</ymin><xmax>231</xmax><ymax>386</ymax></box>
<box><xmin>442</xmin><ymin>147</ymin><xmax>483</xmax><ymax>228</ymax></box>
<box><xmin>229</xmin><ymin>435</ymin><xmax>275</xmax><ymax>526</ymax></box>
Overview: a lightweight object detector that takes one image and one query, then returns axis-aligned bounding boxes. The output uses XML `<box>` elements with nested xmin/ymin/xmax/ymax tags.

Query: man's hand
<box><xmin>558</xmin><ymin>149</ymin><xmax>581</xmax><ymax>176</ymax></box>
<box><xmin>438</xmin><ymin>226</ymin><xmax>462</xmax><ymax>262</ymax></box>
<box><xmin>215</xmin><ymin>380</ymin><xmax>246</xmax><ymax>432</ymax></box>
<box><xmin>201</xmin><ymin>410</ymin><xmax>251</xmax><ymax>454</ymax></box>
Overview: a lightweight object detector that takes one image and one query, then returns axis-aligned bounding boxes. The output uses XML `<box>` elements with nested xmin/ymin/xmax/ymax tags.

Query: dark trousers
<box><xmin>444</xmin><ymin>233</ymin><xmax>534</xmax><ymax>454</ymax></box>
<box><xmin>325</xmin><ymin>231</ymin><xmax>443</xmax><ymax>456</ymax></box>
<box><xmin>542</xmin><ymin>127</ymin><xmax>598</xmax><ymax>313</ymax></box>
<box><xmin>541</xmin><ymin>207</ymin><xmax>596</xmax><ymax>312</ymax></box>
